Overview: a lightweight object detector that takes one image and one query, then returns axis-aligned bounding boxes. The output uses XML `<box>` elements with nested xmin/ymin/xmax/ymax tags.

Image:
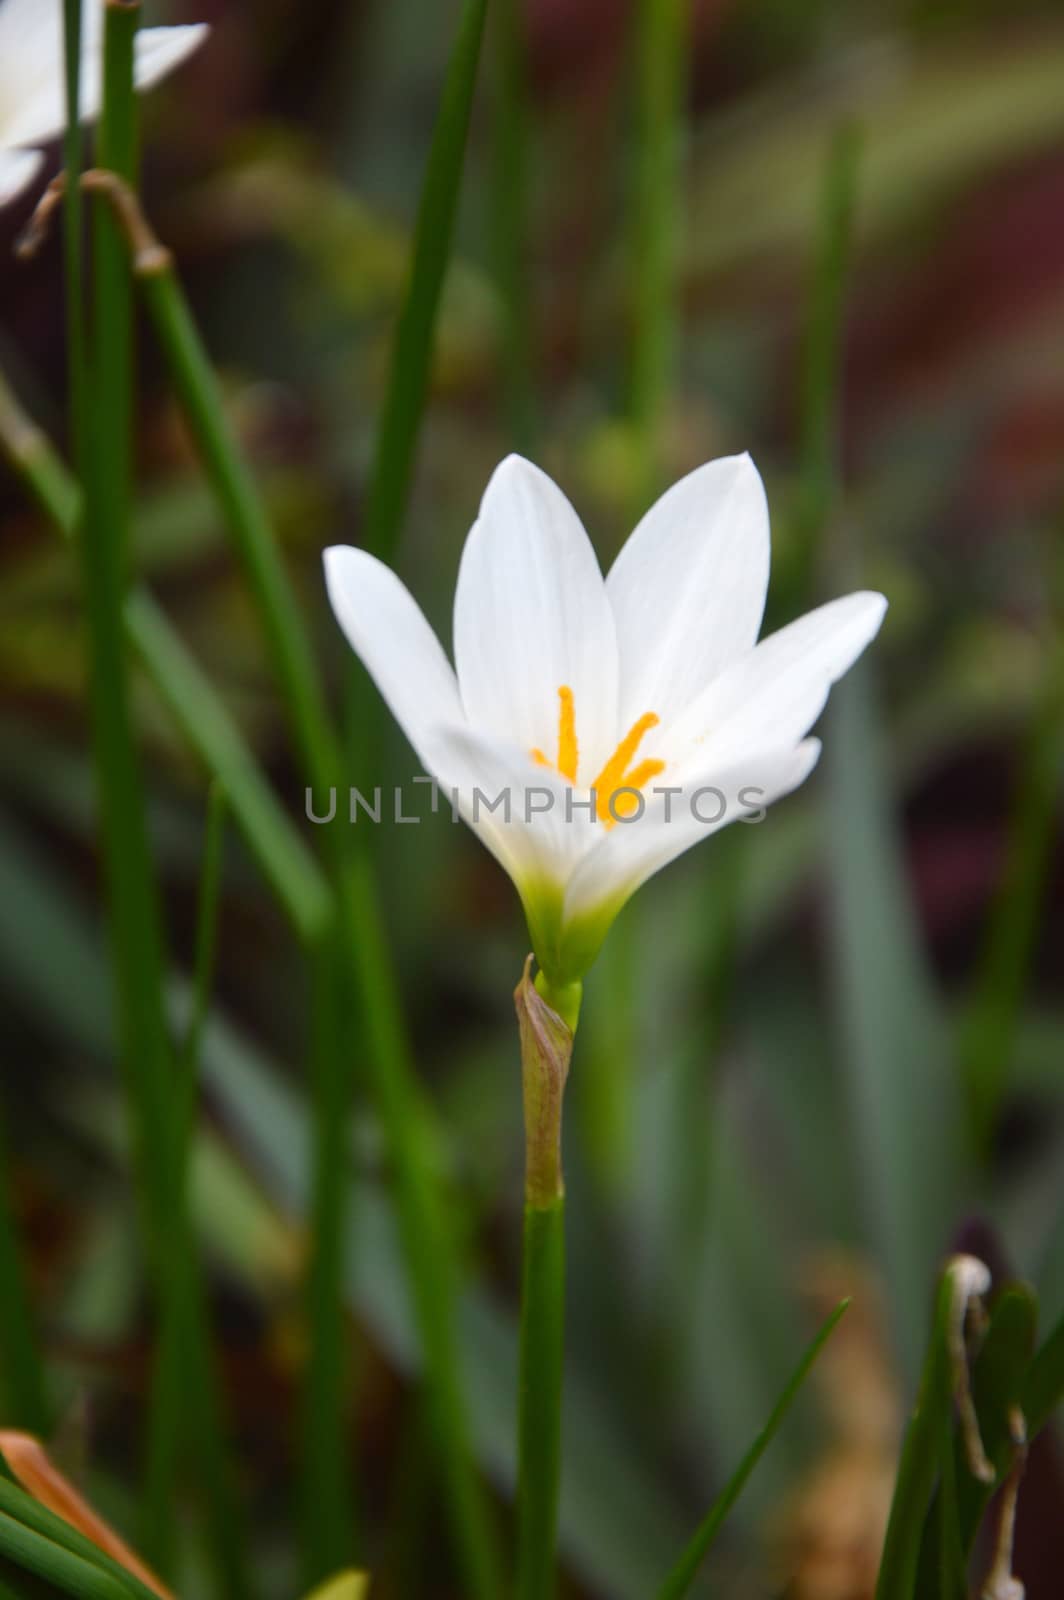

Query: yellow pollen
<box><xmin>556</xmin><ymin>686</ymin><xmax>578</xmax><ymax>782</ymax></box>
<box><xmin>592</xmin><ymin>714</ymin><xmax>663</xmax><ymax>825</ymax></box>
<box><xmin>530</xmin><ymin>691</ymin><xmax>664</xmax><ymax>829</ymax></box>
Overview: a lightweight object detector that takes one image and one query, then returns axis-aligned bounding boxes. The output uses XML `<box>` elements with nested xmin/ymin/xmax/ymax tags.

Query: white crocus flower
<box><xmin>325</xmin><ymin>453</ymin><xmax>885</xmax><ymax>998</ymax></box>
<box><xmin>0</xmin><ymin>0</ymin><xmax>207</xmax><ymax>209</ymax></box>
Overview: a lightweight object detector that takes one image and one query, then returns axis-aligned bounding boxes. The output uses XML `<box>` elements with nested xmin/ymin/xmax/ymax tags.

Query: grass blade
<box><xmin>0</xmin><ymin>1510</ymin><xmax>141</xmax><ymax>1600</ymax></box>
<box><xmin>490</xmin><ymin>0</ymin><xmax>536</xmax><ymax>450</ymax></box>
<box><xmin>0</xmin><ymin>371</ymin><xmax>331</xmax><ymax>948</ymax></box>
<box><xmin>124</xmin><ymin>591</ymin><xmax>332</xmax><ymax>944</ymax></box>
<box><xmin>85</xmin><ymin>15</ymin><xmax>253</xmax><ymax>1594</ymax></box>
<box><xmin>875</xmin><ymin>1259</ymin><xmax>990</xmax><ymax>1600</ymax></box>
<box><xmin>655</xmin><ymin>1298</ymin><xmax>850</xmax><ymax>1600</ymax></box>
<box><xmin>629</xmin><ymin>0</ymin><xmax>686</xmax><ymax>513</ymax></box>
<box><xmin>0</xmin><ymin>1471</ymin><xmax>162</xmax><ymax>1600</ymax></box>
<box><xmin>299</xmin><ymin>940</ymin><xmax>357</xmax><ymax>1582</ymax></box>
<box><xmin>362</xmin><ymin>0</ymin><xmax>489</xmax><ymax>558</ymax></box>
<box><xmin>0</xmin><ymin>1433</ymin><xmax>171</xmax><ymax>1600</ymax></box>
<box><xmin>87</xmin><ymin>178</ymin><xmax>501</xmax><ymax>1595</ymax></box>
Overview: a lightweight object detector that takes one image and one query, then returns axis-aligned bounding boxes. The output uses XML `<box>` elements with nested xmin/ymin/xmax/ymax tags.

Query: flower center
<box><xmin>532</xmin><ymin>685</ymin><xmax>665</xmax><ymax>827</ymax></box>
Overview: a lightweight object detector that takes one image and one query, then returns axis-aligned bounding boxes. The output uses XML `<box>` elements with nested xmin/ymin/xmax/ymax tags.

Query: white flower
<box><xmin>0</xmin><ymin>0</ymin><xmax>207</xmax><ymax>208</ymax></box>
<box><xmin>325</xmin><ymin>453</ymin><xmax>886</xmax><ymax>989</ymax></box>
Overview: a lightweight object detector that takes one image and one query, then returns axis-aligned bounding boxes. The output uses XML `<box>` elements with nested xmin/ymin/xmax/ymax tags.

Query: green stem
<box><xmin>337</xmin><ymin>855</ymin><xmax>498</xmax><ymax>1598</ymax></box>
<box><xmin>61</xmin><ymin>0</ymin><xmax>87</xmax><ymax>467</ymax></box>
<box><xmin>85</xmin><ymin>14</ymin><xmax>252</xmax><ymax>1594</ymax></box>
<box><xmin>142</xmin><ymin>781</ymin><xmax>227</xmax><ymax>1572</ymax></box>
<box><xmin>629</xmin><ymin>0</ymin><xmax>686</xmax><ymax>516</ymax></box>
<box><xmin>514</xmin><ymin>963</ymin><xmax>573</xmax><ymax>1600</ymax></box>
<box><xmin>362</xmin><ymin>0</ymin><xmax>489</xmax><ymax>558</ymax></box>
<box><xmin>299</xmin><ymin>936</ymin><xmax>356</xmax><ymax>1583</ymax></box>
<box><xmin>79</xmin><ymin>0</ymin><xmax>175</xmax><ymax>1275</ymax></box>
<box><xmin>875</xmin><ymin>1259</ymin><xmax>986</xmax><ymax>1600</ymax></box>
<box><xmin>490</xmin><ymin>0</ymin><xmax>536</xmax><ymax>452</ymax></box>
<box><xmin>0</xmin><ymin>1476</ymin><xmax>161</xmax><ymax>1600</ymax></box>
<box><xmin>516</xmin><ymin>1198</ymin><xmax>566</xmax><ymax>1600</ymax></box>
<box><xmin>132</xmin><ymin>260</ymin><xmax>339</xmax><ymax>790</ymax></box>
<box><xmin>0</xmin><ymin>1511</ymin><xmax>140</xmax><ymax>1600</ymax></box>
<box><xmin>84</xmin><ymin>178</ymin><xmax>499</xmax><ymax>1597</ymax></box>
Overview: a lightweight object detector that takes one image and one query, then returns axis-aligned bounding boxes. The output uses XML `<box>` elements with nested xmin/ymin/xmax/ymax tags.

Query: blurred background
<box><xmin>0</xmin><ymin>0</ymin><xmax>1062</xmax><ymax>1595</ymax></box>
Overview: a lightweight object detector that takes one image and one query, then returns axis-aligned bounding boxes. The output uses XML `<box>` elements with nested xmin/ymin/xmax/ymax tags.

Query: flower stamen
<box><xmin>592</xmin><ymin>715</ymin><xmax>664</xmax><ymax>825</ymax></box>
<box><xmin>531</xmin><ymin>690</ymin><xmax>665</xmax><ymax>827</ymax></box>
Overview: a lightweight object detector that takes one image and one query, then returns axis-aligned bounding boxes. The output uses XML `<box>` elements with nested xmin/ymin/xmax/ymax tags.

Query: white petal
<box><xmin>453</xmin><ymin>455</ymin><xmax>620</xmax><ymax>783</ymax></box>
<box><xmin>0</xmin><ymin>147</ymin><xmax>44</xmax><ymax>207</ymax></box>
<box><xmin>606</xmin><ymin>453</ymin><xmax>770</xmax><ymax>728</ymax></box>
<box><xmin>133</xmin><ymin>23</ymin><xmax>208</xmax><ymax>93</ymax></box>
<box><xmin>0</xmin><ymin>0</ymin><xmax>71</xmax><ymax>125</ymax></box>
<box><xmin>1</xmin><ymin>17</ymin><xmax>205</xmax><ymax>149</ymax></box>
<box><xmin>420</xmin><ymin>721</ymin><xmax>597</xmax><ymax>889</ymax></box>
<box><xmin>323</xmin><ymin>545</ymin><xmax>464</xmax><ymax>771</ymax></box>
<box><xmin>671</xmin><ymin>591</ymin><xmax>887</xmax><ymax>767</ymax></box>
<box><xmin>563</xmin><ymin>740</ymin><xmax>821</xmax><ymax>927</ymax></box>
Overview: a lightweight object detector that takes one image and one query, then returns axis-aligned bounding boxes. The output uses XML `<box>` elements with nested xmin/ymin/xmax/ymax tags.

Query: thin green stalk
<box><xmin>655</xmin><ymin>1299</ymin><xmax>850</xmax><ymax>1600</ymax></box>
<box><xmin>62</xmin><ymin>0</ymin><xmax>87</xmax><ymax>466</ymax></box>
<box><xmin>514</xmin><ymin>963</ymin><xmax>573</xmax><ymax>1600</ymax></box>
<box><xmin>490</xmin><ymin>0</ymin><xmax>536</xmax><ymax>451</ymax></box>
<box><xmin>875</xmin><ymin>1261</ymin><xmax>981</xmax><ymax>1600</ymax></box>
<box><xmin>362</xmin><ymin>0</ymin><xmax>489</xmax><ymax>558</ymax></box>
<box><xmin>629</xmin><ymin>0</ymin><xmax>685</xmax><ymax>515</ymax></box>
<box><xmin>0</xmin><ymin>371</ymin><xmax>329</xmax><ymax>944</ymax></box>
<box><xmin>120</xmin><ymin>236</ymin><xmax>360</xmax><ymax>1586</ymax></box>
<box><xmin>583</xmin><ymin>0</ymin><xmax>685</xmax><ymax>1213</ymax></box>
<box><xmin>0</xmin><ymin>1109</ymin><xmax>49</xmax><ymax>1432</ymax></box>
<box><xmin>130</xmin><ymin>256</ymin><xmax>339</xmax><ymax>791</ymax></box>
<box><xmin>86</xmin><ymin>14</ymin><xmax>251</xmax><ymax>1594</ymax></box>
<box><xmin>0</xmin><ymin>1511</ymin><xmax>140</xmax><ymax>1600</ymax></box>
<box><xmin>84</xmin><ymin>178</ymin><xmax>500</xmax><ymax>1595</ymax></box>
<box><xmin>0</xmin><ymin>1476</ymin><xmax>160</xmax><ymax>1600</ymax></box>
<box><xmin>123</xmin><ymin>590</ymin><xmax>332</xmax><ymax>945</ymax></box>
<box><xmin>78</xmin><ymin>0</ymin><xmax>175</xmax><ymax>1276</ymax></box>
<box><xmin>142</xmin><ymin>781</ymin><xmax>227</xmax><ymax>1572</ymax></box>
<box><xmin>516</xmin><ymin>1200</ymin><xmax>565</xmax><ymax>1600</ymax></box>
<box><xmin>337</xmin><ymin>856</ymin><xmax>498</xmax><ymax>1599</ymax></box>
<box><xmin>179</xmin><ymin>781</ymin><xmax>228</xmax><ymax>1092</ymax></box>
<box><xmin>299</xmin><ymin>936</ymin><xmax>356</xmax><ymax>1584</ymax></box>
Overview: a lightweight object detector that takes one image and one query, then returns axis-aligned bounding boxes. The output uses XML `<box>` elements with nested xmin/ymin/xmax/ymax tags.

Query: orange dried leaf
<box><xmin>0</xmin><ymin>1430</ymin><xmax>175</xmax><ymax>1600</ymax></box>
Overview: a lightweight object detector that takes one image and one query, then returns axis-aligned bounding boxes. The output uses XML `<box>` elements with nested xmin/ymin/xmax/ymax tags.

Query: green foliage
<box><xmin>0</xmin><ymin>0</ymin><xmax>1062</xmax><ymax>1596</ymax></box>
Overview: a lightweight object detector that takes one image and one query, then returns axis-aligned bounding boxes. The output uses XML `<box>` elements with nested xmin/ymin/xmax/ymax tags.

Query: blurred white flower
<box><xmin>325</xmin><ymin>453</ymin><xmax>886</xmax><ymax>986</ymax></box>
<box><xmin>0</xmin><ymin>0</ymin><xmax>207</xmax><ymax>208</ymax></box>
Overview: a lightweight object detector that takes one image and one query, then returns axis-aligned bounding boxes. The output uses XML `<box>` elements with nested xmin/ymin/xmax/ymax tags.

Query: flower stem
<box><xmin>629</xmin><ymin>0</ymin><xmax>686</xmax><ymax>515</ymax></box>
<box><xmin>516</xmin><ymin>1199</ymin><xmax>566</xmax><ymax>1600</ymax></box>
<box><xmin>85</xmin><ymin>11</ymin><xmax>252</xmax><ymax>1593</ymax></box>
<box><xmin>79</xmin><ymin>175</ymin><xmax>500</xmax><ymax>1598</ymax></box>
<box><xmin>490</xmin><ymin>0</ymin><xmax>536</xmax><ymax>452</ymax></box>
<box><xmin>514</xmin><ymin>961</ymin><xmax>574</xmax><ymax>1600</ymax></box>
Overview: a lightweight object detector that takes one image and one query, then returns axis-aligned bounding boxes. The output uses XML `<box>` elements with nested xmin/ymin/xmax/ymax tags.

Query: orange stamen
<box><xmin>556</xmin><ymin>686</ymin><xmax>578</xmax><ymax>782</ymax></box>
<box><xmin>529</xmin><ymin>691</ymin><xmax>665</xmax><ymax>828</ymax></box>
<box><xmin>591</xmin><ymin>712</ymin><xmax>660</xmax><ymax>823</ymax></box>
